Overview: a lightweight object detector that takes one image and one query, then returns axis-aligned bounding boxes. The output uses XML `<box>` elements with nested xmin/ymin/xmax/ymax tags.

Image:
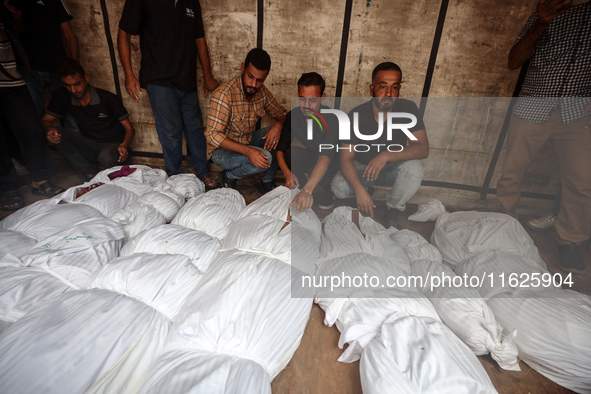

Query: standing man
<box><xmin>1</xmin><ymin>11</ymin><xmax>63</xmax><ymax>211</ymax></box>
<box><xmin>205</xmin><ymin>48</ymin><xmax>287</xmax><ymax>193</ymax></box>
<box><xmin>117</xmin><ymin>0</ymin><xmax>220</xmax><ymax>188</ymax></box>
<box><xmin>276</xmin><ymin>71</ymin><xmax>339</xmax><ymax>211</ymax></box>
<box><xmin>12</xmin><ymin>0</ymin><xmax>79</xmax><ymax>117</ymax></box>
<box><xmin>331</xmin><ymin>62</ymin><xmax>428</xmax><ymax>228</ymax></box>
<box><xmin>497</xmin><ymin>0</ymin><xmax>591</xmax><ymax>273</ymax></box>
<box><xmin>42</xmin><ymin>59</ymin><xmax>135</xmax><ymax>181</ymax></box>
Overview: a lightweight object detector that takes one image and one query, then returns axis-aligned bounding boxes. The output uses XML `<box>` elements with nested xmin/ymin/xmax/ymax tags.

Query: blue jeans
<box><xmin>25</xmin><ymin>70</ymin><xmax>80</xmax><ymax>132</ymax></box>
<box><xmin>146</xmin><ymin>84</ymin><xmax>208</xmax><ymax>177</ymax></box>
<box><xmin>211</xmin><ymin>127</ymin><xmax>278</xmax><ymax>183</ymax></box>
<box><xmin>331</xmin><ymin>159</ymin><xmax>425</xmax><ymax>211</ymax></box>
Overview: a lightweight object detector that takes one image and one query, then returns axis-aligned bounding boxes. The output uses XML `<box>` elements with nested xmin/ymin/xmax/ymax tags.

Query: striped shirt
<box><xmin>0</xmin><ymin>24</ymin><xmax>25</xmax><ymax>88</ymax></box>
<box><xmin>513</xmin><ymin>3</ymin><xmax>591</xmax><ymax>124</ymax></box>
<box><xmin>205</xmin><ymin>76</ymin><xmax>287</xmax><ymax>159</ymax></box>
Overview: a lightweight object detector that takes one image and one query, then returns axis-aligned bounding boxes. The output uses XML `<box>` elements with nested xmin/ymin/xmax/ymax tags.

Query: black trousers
<box><xmin>0</xmin><ymin>85</ymin><xmax>53</xmax><ymax>191</ymax></box>
<box><xmin>286</xmin><ymin>145</ymin><xmax>339</xmax><ymax>192</ymax></box>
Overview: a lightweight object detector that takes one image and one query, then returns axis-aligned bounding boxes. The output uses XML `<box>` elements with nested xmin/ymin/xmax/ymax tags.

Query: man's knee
<box><xmin>98</xmin><ymin>146</ymin><xmax>120</xmax><ymax>168</ymax></box>
<box><xmin>398</xmin><ymin>159</ymin><xmax>425</xmax><ymax>178</ymax></box>
<box><xmin>331</xmin><ymin>171</ymin><xmax>356</xmax><ymax>199</ymax></box>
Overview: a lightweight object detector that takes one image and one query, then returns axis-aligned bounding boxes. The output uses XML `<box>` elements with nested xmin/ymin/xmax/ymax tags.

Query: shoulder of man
<box><xmin>211</xmin><ymin>77</ymin><xmax>239</xmax><ymax>102</ymax></box>
<box><xmin>347</xmin><ymin>99</ymin><xmax>373</xmax><ymax>117</ymax></box>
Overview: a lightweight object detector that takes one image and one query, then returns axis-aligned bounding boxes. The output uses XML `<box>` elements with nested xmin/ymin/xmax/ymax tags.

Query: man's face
<box><xmin>241</xmin><ymin>63</ymin><xmax>269</xmax><ymax>97</ymax></box>
<box><xmin>370</xmin><ymin>70</ymin><xmax>401</xmax><ymax>111</ymax></box>
<box><xmin>62</xmin><ymin>73</ymin><xmax>89</xmax><ymax>100</ymax></box>
<box><xmin>298</xmin><ymin>85</ymin><xmax>324</xmax><ymax>117</ymax></box>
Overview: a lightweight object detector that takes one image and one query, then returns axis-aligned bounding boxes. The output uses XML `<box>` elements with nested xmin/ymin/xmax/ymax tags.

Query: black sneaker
<box><xmin>557</xmin><ymin>243</ymin><xmax>586</xmax><ymax>274</ymax></box>
<box><xmin>317</xmin><ymin>190</ymin><xmax>335</xmax><ymax>210</ymax></box>
<box><xmin>385</xmin><ymin>208</ymin><xmax>400</xmax><ymax>229</ymax></box>
<box><xmin>259</xmin><ymin>180</ymin><xmax>277</xmax><ymax>194</ymax></box>
<box><xmin>218</xmin><ymin>170</ymin><xmax>237</xmax><ymax>189</ymax></box>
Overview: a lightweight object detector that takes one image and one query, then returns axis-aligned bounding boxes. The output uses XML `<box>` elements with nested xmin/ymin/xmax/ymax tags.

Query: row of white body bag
<box><xmin>312</xmin><ymin>206</ymin><xmax>591</xmax><ymax>394</ymax></box>
<box><xmin>0</xmin><ymin>166</ymin><xmax>313</xmax><ymax>394</ymax></box>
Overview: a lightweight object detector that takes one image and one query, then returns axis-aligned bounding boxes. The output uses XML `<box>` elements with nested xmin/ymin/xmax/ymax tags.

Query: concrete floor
<box><xmin>2</xmin><ymin>153</ymin><xmax>589</xmax><ymax>394</ymax></box>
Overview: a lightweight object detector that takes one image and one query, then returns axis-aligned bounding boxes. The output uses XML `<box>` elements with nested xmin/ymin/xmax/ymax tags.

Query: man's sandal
<box><xmin>0</xmin><ymin>190</ymin><xmax>24</xmax><ymax>211</ymax></box>
<box><xmin>201</xmin><ymin>174</ymin><xmax>221</xmax><ymax>190</ymax></box>
<box><xmin>31</xmin><ymin>181</ymin><xmax>65</xmax><ymax>197</ymax></box>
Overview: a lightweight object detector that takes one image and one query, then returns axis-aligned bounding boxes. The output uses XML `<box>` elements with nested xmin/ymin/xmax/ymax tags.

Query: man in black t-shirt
<box><xmin>276</xmin><ymin>72</ymin><xmax>339</xmax><ymax>211</ymax></box>
<box><xmin>331</xmin><ymin>62</ymin><xmax>429</xmax><ymax>228</ymax></box>
<box><xmin>41</xmin><ymin>59</ymin><xmax>135</xmax><ymax>180</ymax></box>
<box><xmin>117</xmin><ymin>0</ymin><xmax>220</xmax><ymax>188</ymax></box>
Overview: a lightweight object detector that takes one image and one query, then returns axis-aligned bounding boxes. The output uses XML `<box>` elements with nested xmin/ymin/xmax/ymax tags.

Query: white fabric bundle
<box><xmin>236</xmin><ymin>186</ymin><xmax>291</xmax><ymax>221</ymax></box>
<box><xmin>432</xmin><ymin>210</ymin><xmax>591</xmax><ymax>391</ymax></box>
<box><xmin>360</xmin><ymin>315</ymin><xmax>497</xmax><ymax>394</ymax></box>
<box><xmin>0</xmin><ymin>289</ymin><xmax>170</xmax><ymax>394</ymax></box>
<box><xmin>391</xmin><ymin>229</ymin><xmax>520</xmax><ymax>371</ymax></box>
<box><xmin>407</xmin><ymin>198</ymin><xmax>446</xmax><ymax>222</ymax></box>
<box><xmin>138</xmin><ymin>185</ymin><xmax>184</xmax><ymax>222</ymax></box>
<box><xmin>0</xmin><ymin>230</ymin><xmax>37</xmax><ymax>259</ymax></box>
<box><xmin>88</xmin><ymin>165</ymin><xmax>167</xmax><ymax>195</ymax></box>
<box><xmin>90</xmin><ymin>253</ymin><xmax>203</xmax><ymax>321</ymax></box>
<box><xmin>120</xmin><ymin>224</ymin><xmax>220</xmax><ymax>273</ymax></box>
<box><xmin>221</xmin><ymin>186</ymin><xmax>291</xmax><ymax>260</ymax></box>
<box><xmin>17</xmin><ymin>218</ymin><xmax>125</xmax><ymax>289</ymax></box>
<box><xmin>487</xmin><ymin>289</ymin><xmax>591</xmax><ymax>393</ymax></box>
<box><xmin>111</xmin><ymin>202</ymin><xmax>167</xmax><ymax>243</ymax></box>
<box><xmin>455</xmin><ymin>250</ymin><xmax>554</xmax><ymax>299</ymax></box>
<box><xmin>140</xmin><ymin>350</ymin><xmax>271</xmax><ymax>394</ymax></box>
<box><xmin>320</xmin><ymin>207</ymin><xmax>374</xmax><ymax>259</ymax></box>
<box><xmin>431</xmin><ymin>211</ymin><xmax>545</xmax><ymax>268</ymax></box>
<box><xmin>290</xmin><ymin>208</ymin><xmax>323</xmax><ymax>275</ymax></box>
<box><xmin>73</xmin><ymin>184</ymin><xmax>139</xmax><ymax>219</ymax></box>
<box><xmin>0</xmin><ymin>199</ymin><xmax>103</xmax><ymax>241</ymax></box>
<box><xmin>165</xmin><ymin>173</ymin><xmax>205</xmax><ymax>200</ymax></box>
<box><xmin>172</xmin><ymin>188</ymin><xmax>246</xmax><ymax>239</ymax></box>
<box><xmin>0</xmin><ymin>265</ymin><xmax>72</xmax><ymax>325</ymax></box>
<box><xmin>142</xmin><ymin>250</ymin><xmax>312</xmax><ymax>392</ymax></box>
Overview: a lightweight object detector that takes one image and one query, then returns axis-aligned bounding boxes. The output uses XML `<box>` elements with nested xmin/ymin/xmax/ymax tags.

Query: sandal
<box><xmin>201</xmin><ymin>173</ymin><xmax>221</xmax><ymax>190</ymax></box>
<box><xmin>1</xmin><ymin>190</ymin><xmax>24</xmax><ymax>211</ymax></box>
<box><xmin>31</xmin><ymin>180</ymin><xmax>65</xmax><ymax>197</ymax></box>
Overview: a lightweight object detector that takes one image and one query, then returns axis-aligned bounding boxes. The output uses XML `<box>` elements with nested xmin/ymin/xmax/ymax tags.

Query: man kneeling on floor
<box><xmin>42</xmin><ymin>59</ymin><xmax>135</xmax><ymax>182</ymax></box>
<box><xmin>275</xmin><ymin>72</ymin><xmax>339</xmax><ymax>211</ymax></box>
<box><xmin>205</xmin><ymin>48</ymin><xmax>287</xmax><ymax>193</ymax></box>
<box><xmin>331</xmin><ymin>62</ymin><xmax>429</xmax><ymax>228</ymax></box>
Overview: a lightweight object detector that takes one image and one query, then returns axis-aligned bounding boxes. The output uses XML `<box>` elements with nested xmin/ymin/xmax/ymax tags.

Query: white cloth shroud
<box><xmin>172</xmin><ymin>188</ymin><xmax>246</xmax><ymax>240</ymax></box>
<box><xmin>432</xmin><ymin>210</ymin><xmax>591</xmax><ymax>392</ymax></box>
<box><xmin>391</xmin><ymin>229</ymin><xmax>520</xmax><ymax>371</ymax></box>
<box><xmin>141</xmin><ymin>249</ymin><xmax>312</xmax><ymax>393</ymax></box>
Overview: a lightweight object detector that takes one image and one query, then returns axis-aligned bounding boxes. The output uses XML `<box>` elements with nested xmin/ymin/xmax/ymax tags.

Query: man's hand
<box><xmin>46</xmin><ymin>128</ymin><xmax>61</xmax><ymax>145</ymax></box>
<box><xmin>118</xmin><ymin>146</ymin><xmax>129</xmax><ymax>162</ymax></box>
<box><xmin>246</xmin><ymin>147</ymin><xmax>271</xmax><ymax>168</ymax></box>
<box><xmin>356</xmin><ymin>188</ymin><xmax>376</xmax><ymax>218</ymax></box>
<box><xmin>363</xmin><ymin>154</ymin><xmax>389</xmax><ymax>182</ymax></box>
<box><xmin>292</xmin><ymin>190</ymin><xmax>314</xmax><ymax>212</ymax></box>
<box><xmin>537</xmin><ymin>0</ymin><xmax>572</xmax><ymax>26</ymax></box>
<box><xmin>262</xmin><ymin>123</ymin><xmax>282</xmax><ymax>151</ymax></box>
<box><xmin>585</xmin><ymin>102</ymin><xmax>591</xmax><ymax>128</ymax></box>
<box><xmin>124</xmin><ymin>74</ymin><xmax>142</xmax><ymax>101</ymax></box>
<box><xmin>204</xmin><ymin>77</ymin><xmax>220</xmax><ymax>96</ymax></box>
<box><xmin>286</xmin><ymin>171</ymin><xmax>300</xmax><ymax>189</ymax></box>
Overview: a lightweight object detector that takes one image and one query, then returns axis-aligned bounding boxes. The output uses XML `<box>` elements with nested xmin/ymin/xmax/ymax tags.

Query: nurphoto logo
<box><xmin>306</xmin><ymin>108</ymin><xmax>418</xmax><ymax>153</ymax></box>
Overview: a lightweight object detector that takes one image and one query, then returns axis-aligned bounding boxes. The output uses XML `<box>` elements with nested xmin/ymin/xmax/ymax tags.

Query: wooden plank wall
<box><xmin>67</xmin><ymin>0</ymin><xmax>558</xmax><ymax>208</ymax></box>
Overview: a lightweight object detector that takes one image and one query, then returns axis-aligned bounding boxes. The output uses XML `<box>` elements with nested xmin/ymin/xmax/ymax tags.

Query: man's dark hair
<box><xmin>57</xmin><ymin>58</ymin><xmax>86</xmax><ymax>78</ymax></box>
<box><xmin>371</xmin><ymin>62</ymin><xmax>402</xmax><ymax>83</ymax></box>
<box><xmin>244</xmin><ymin>48</ymin><xmax>271</xmax><ymax>72</ymax></box>
<box><xmin>297</xmin><ymin>72</ymin><xmax>325</xmax><ymax>96</ymax></box>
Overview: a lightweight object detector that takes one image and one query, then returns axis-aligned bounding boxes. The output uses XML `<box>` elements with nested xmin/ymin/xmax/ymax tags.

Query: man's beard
<box><xmin>373</xmin><ymin>97</ymin><xmax>395</xmax><ymax>111</ymax></box>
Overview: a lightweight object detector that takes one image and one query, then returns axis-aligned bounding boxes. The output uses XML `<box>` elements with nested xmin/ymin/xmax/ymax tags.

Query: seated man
<box><xmin>276</xmin><ymin>72</ymin><xmax>339</xmax><ymax>211</ymax></box>
<box><xmin>331</xmin><ymin>62</ymin><xmax>429</xmax><ymax>228</ymax></box>
<box><xmin>205</xmin><ymin>48</ymin><xmax>287</xmax><ymax>193</ymax></box>
<box><xmin>42</xmin><ymin>59</ymin><xmax>135</xmax><ymax>181</ymax></box>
